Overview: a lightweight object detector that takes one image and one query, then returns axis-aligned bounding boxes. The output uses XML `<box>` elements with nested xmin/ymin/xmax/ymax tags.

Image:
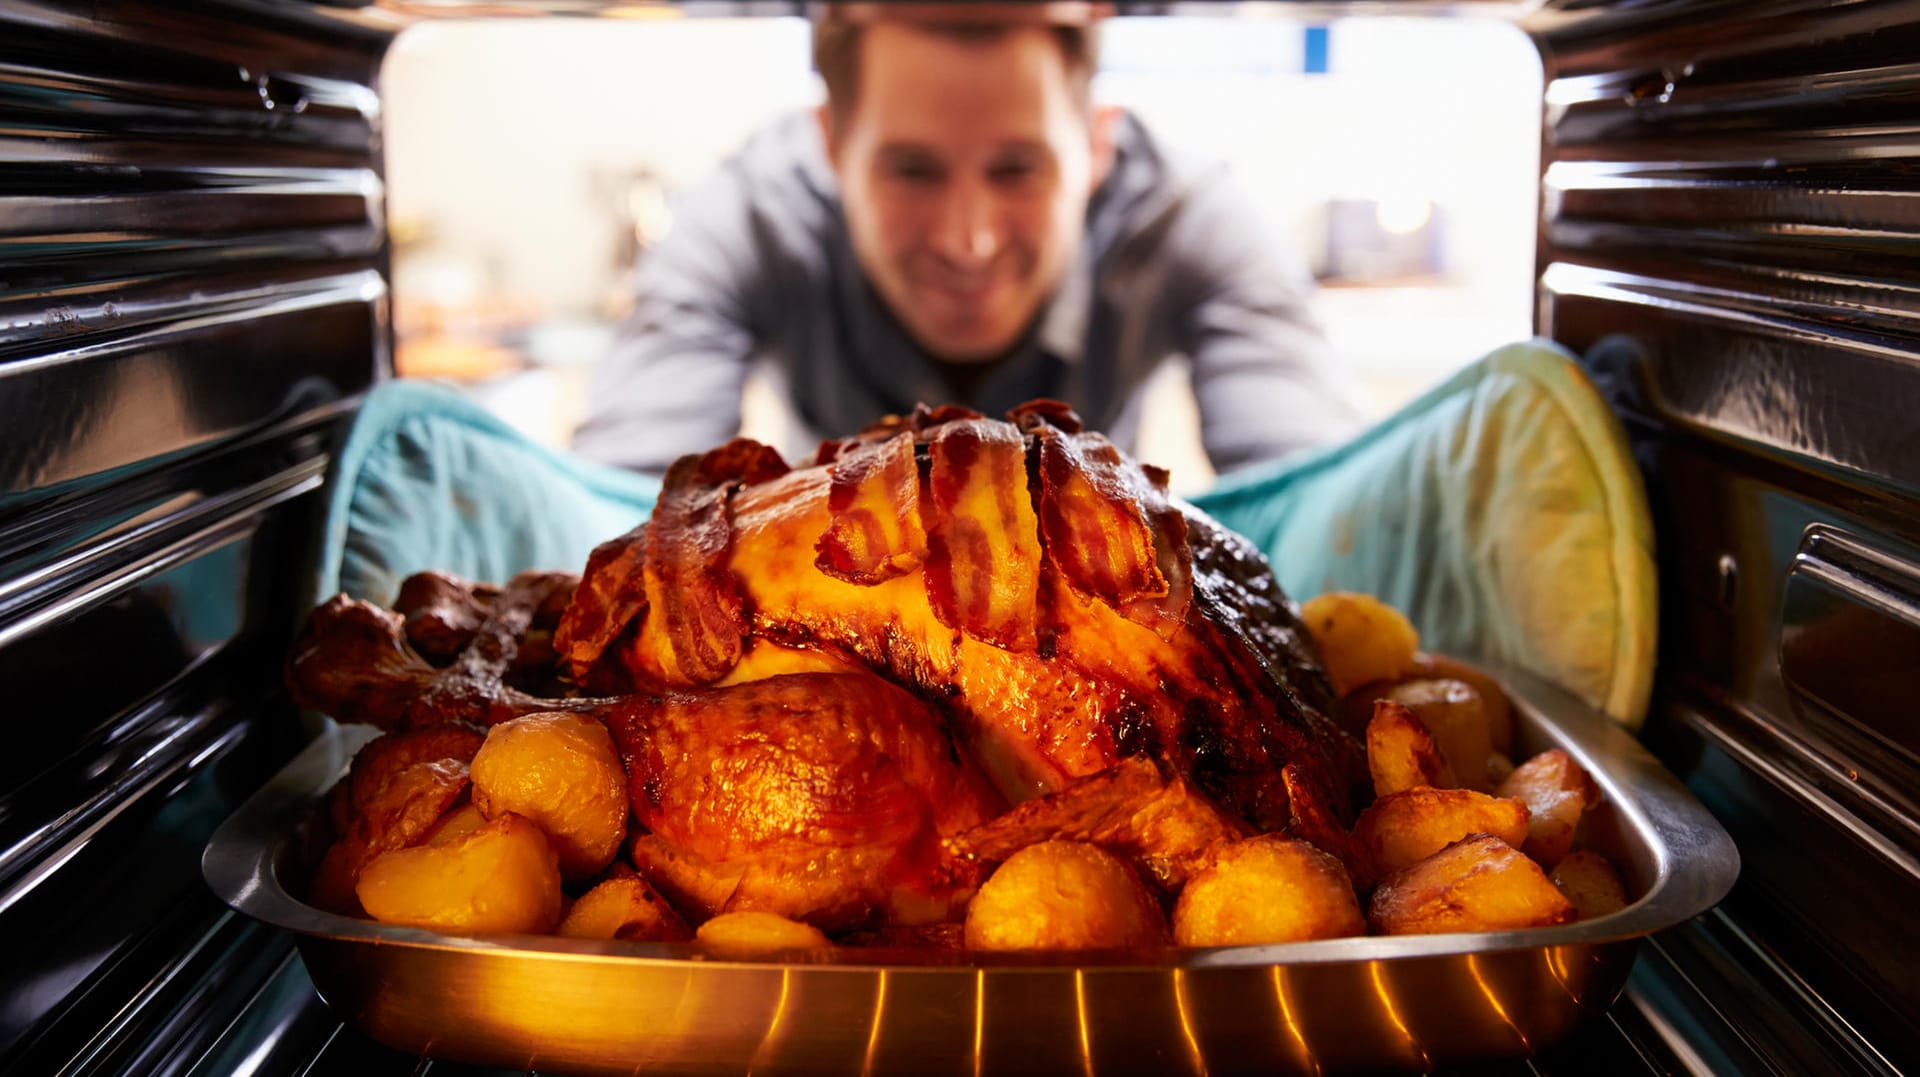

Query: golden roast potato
<box><xmin>470</xmin><ymin>711</ymin><xmax>628</xmax><ymax>880</ymax></box>
<box><xmin>696</xmin><ymin>911</ymin><xmax>832</xmax><ymax>954</ymax></box>
<box><xmin>355</xmin><ymin>811</ymin><xmax>563</xmax><ymax>936</ymax></box>
<box><xmin>1172</xmin><ymin>835</ymin><xmax>1364</xmax><ymax>946</ymax></box>
<box><xmin>421</xmin><ymin>802</ymin><xmax>487</xmax><ymax>846</ymax></box>
<box><xmin>559</xmin><ymin>875</ymin><xmax>694</xmax><ymax>941</ymax></box>
<box><xmin>1496</xmin><ymin>748</ymin><xmax>1600</xmax><ymax>867</ymax></box>
<box><xmin>1409</xmin><ymin>653</ymin><xmax>1515</xmax><ymax>757</ymax></box>
<box><xmin>309</xmin><ymin>758</ymin><xmax>471</xmax><ymax>916</ymax></box>
<box><xmin>1366</xmin><ymin>699</ymin><xmax>1456</xmax><ymax>797</ymax></box>
<box><xmin>1377</xmin><ymin>678</ymin><xmax>1494</xmax><ymax>791</ymax></box>
<box><xmin>1549</xmin><ymin>849</ymin><xmax>1629</xmax><ymax>920</ymax></box>
<box><xmin>1353</xmin><ymin>786</ymin><xmax>1530</xmax><ymax>876</ymax></box>
<box><xmin>965</xmin><ymin>840</ymin><xmax>1167</xmax><ymax>951</ymax></box>
<box><xmin>1370</xmin><ymin>835</ymin><xmax>1577</xmax><ymax>936</ymax></box>
<box><xmin>1299</xmin><ymin>592</ymin><xmax>1420</xmax><ymax>696</ymax></box>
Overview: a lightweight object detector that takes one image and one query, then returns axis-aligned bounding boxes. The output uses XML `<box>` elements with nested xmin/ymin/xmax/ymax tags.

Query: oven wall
<box><xmin>1532</xmin><ymin>0</ymin><xmax>1920</xmax><ymax>1070</ymax></box>
<box><xmin>0</xmin><ymin>1</ymin><xmax>392</xmax><ymax>1070</ymax></box>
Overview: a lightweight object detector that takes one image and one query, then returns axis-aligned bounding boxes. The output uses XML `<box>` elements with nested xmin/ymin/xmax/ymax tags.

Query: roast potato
<box><xmin>1380</xmin><ymin>679</ymin><xmax>1494</xmax><ymax>791</ymax></box>
<box><xmin>309</xmin><ymin>758</ymin><xmax>471</xmax><ymax>915</ymax></box>
<box><xmin>1550</xmin><ymin>849</ymin><xmax>1629</xmax><ymax>920</ymax></box>
<box><xmin>1370</xmin><ymin>834</ymin><xmax>1577</xmax><ymax>935</ymax></box>
<box><xmin>1366</xmin><ymin>699</ymin><xmax>1456</xmax><ymax>796</ymax></box>
<box><xmin>1410</xmin><ymin>653</ymin><xmax>1515</xmax><ymax>756</ymax></box>
<box><xmin>470</xmin><ymin>711</ymin><xmax>628</xmax><ymax>880</ymax></box>
<box><xmin>355</xmin><ymin>811</ymin><xmax>563</xmax><ymax>936</ymax></box>
<box><xmin>1353</xmin><ymin>787</ymin><xmax>1530</xmax><ymax>876</ymax></box>
<box><xmin>344</xmin><ymin>726</ymin><xmax>486</xmax><ymax>820</ymax></box>
<box><xmin>1299</xmin><ymin>592</ymin><xmax>1420</xmax><ymax>696</ymax></box>
<box><xmin>964</xmin><ymin>840</ymin><xmax>1167</xmax><ymax>951</ymax></box>
<box><xmin>1172</xmin><ymin>835</ymin><xmax>1364</xmax><ymax>946</ymax></box>
<box><xmin>1342</xmin><ymin>677</ymin><xmax>1497</xmax><ymax>790</ymax></box>
<box><xmin>696</xmin><ymin>910</ymin><xmax>831</xmax><ymax>954</ymax></box>
<box><xmin>1495</xmin><ymin>749</ymin><xmax>1600</xmax><ymax>867</ymax></box>
<box><xmin>559</xmin><ymin>875</ymin><xmax>694</xmax><ymax>942</ymax></box>
<box><xmin>421</xmin><ymin>802</ymin><xmax>488</xmax><ymax>846</ymax></box>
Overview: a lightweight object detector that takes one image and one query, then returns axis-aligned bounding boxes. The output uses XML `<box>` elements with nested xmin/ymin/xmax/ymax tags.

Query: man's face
<box><xmin>823</xmin><ymin>23</ymin><xmax>1106</xmax><ymax>363</ymax></box>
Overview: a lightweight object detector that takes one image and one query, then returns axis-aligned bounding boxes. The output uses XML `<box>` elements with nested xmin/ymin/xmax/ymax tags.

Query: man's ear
<box><xmin>1088</xmin><ymin>104</ymin><xmax>1121</xmax><ymax>191</ymax></box>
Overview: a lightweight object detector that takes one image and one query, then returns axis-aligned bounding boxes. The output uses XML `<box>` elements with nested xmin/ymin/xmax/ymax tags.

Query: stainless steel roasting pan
<box><xmin>204</xmin><ymin>664</ymin><xmax>1738</xmax><ymax>1075</ymax></box>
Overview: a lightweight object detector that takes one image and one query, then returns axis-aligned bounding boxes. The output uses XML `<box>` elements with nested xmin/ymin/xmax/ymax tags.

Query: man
<box><xmin>573</xmin><ymin>6</ymin><xmax>1363</xmax><ymax>476</ymax></box>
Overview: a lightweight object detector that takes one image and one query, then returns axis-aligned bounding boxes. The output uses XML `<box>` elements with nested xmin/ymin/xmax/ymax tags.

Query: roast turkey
<box><xmin>290</xmin><ymin>400</ymin><xmax>1362</xmax><ymax>930</ymax></box>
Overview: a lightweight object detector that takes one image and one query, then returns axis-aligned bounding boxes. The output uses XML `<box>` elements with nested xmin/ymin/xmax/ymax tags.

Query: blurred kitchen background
<box><xmin>382</xmin><ymin>12</ymin><xmax>1542</xmax><ymax>493</ymax></box>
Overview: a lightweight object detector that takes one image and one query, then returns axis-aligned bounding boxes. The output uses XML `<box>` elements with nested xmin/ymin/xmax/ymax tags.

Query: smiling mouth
<box><xmin>920</xmin><ymin>275</ymin><xmax>1002</xmax><ymax>306</ymax></box>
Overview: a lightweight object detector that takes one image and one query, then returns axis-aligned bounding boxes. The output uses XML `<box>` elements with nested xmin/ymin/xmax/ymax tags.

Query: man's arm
<box><xmin>1165</xmin><ymin>170</ymin><xmax>1367</xmax><ymax>474</ymax></box>
<box><xmin>571</xmin><ymin>163</ymin><xmax>765</xmax><ymax>474</ymax></box>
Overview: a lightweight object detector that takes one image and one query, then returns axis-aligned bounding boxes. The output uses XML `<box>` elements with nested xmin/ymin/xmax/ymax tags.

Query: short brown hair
<box><xmin>813</xmin><ymin>18</ymin><xmax>1099</xmax><ymax>122</ymax></box>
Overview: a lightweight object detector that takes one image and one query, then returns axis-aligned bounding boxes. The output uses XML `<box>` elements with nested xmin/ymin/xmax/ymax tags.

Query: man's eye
<box><xmin>890</xmin><ymin>162</ymin><xmax>945</xmax><ymax>184</ymax></box>
<box><xmin>988</xmin><ymin>160</ymin><xmax>1040</xmax><ymax>185</ymax></box>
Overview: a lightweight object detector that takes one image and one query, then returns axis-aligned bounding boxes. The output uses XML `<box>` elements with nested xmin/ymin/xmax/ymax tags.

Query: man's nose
<box><xmin>931</xmin><ymin>181</ymin><xmax>1001</xmax><ymax>268</ymax></box>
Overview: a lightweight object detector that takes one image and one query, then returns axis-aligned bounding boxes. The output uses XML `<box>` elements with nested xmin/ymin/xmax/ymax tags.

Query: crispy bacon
<box><xmin>922</xmin><ymin>418</ymin><xmax>1041</xmax><ymax>650</ymax></box>
<box><xmin>1006</xmin><ymin>398</ymin><xmax>1082</xmax><ymax>433</ymax></box>
<box><xmin>699</xmin><ymin>438</ymin><xmax>791</xmax><ymax>488</ymax></box>
<box><xmin>1120</xmin><ymin>469</ymin><xmax>1194</xmax><ymax>640</ymax></box>
<box><xmin>909</xmin><ymin>402</ymin><xmax>986</xmax><ymax>436</ymax></box>
<box><xmin>644</xmin><ymin>439</ymin><xmax>788</xmax><ymax>685</ymax></box>
<box><xmin>1008</xmin><ymin>401</ymin><xmax>1191</xmax><ymax>638</ymax></box>
<box><xmin>812</xmin><ymin>438</ymin><xmax>855</xmax><ymax>467</ymax></box>
<box><xmin>1031</xmin><ymin>425</ymin><xmax>1165</xmax><ymax>605</ymax></box>
<box><xmin>554</xmin><ymin>524</ymin><xmax>649</xmax><ymax>682</ymax></box>
<box><xmin>814</xmin><ymin>431</ymin><xmax>928</xmax><ymax>584</ymax></box>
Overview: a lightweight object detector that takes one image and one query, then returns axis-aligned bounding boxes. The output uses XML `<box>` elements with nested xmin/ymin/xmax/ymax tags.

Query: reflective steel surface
<box><xmin>1534</xmin><ymin>0</ymin><xmax>1920</xmax><ymax>1068</ymax></box>
<box><xmin>205</xmin><ymin>667</ymin><xmax>1737</xmax><ymax>1076</ymax></box>
<box><xmin>0</xmin><ymin>1</ymin><xmax>392</xmax><ymax>1070</ymax></box>
<box><xmin>0</xmin><ymin>0</ymin><xmax>389</xmax><ymax>500</ymax></box>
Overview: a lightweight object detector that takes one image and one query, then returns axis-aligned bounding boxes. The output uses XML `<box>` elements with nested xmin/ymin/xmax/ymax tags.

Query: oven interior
<box><xmin>2</xmin><ymin>0</ymin><xmax>1917</xmax><ymax>1073</ymax></box>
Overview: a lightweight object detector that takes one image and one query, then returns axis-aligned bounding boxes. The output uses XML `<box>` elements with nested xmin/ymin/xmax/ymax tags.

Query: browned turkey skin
<box><xmin>611</xmin><ymin>672</ymin><xmax>1004</xmax><ymax>928</ymax></box>
<box><xmin>290</xmin><ymin>400</ymin><xmax>1361</xmax><ymax>931</ymax></box>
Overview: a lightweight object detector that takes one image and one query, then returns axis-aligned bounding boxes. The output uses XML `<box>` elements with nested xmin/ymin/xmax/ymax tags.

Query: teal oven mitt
<box><xmin>312</xmin><ymin>379</ymin><xmax>660</xmax><ymax>607</ymax></box>
<box><xmin>1191</xmin><ymin>339</ymin><xmax>1656</xmax><ymax>728</ymax></box>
